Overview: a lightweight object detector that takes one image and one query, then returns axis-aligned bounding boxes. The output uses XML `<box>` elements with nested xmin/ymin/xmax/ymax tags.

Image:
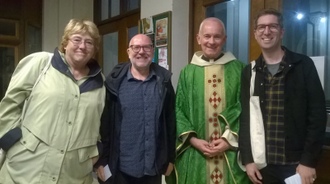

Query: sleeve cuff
<box><xmin>0</xmin><ymin>127</ymin><xmax>22</xmax><ymax>152</ymax></box>
<box><xmin>221</xmin><ymin>126</ymin><xmax>238</xmax><ymax>149</ymax></box>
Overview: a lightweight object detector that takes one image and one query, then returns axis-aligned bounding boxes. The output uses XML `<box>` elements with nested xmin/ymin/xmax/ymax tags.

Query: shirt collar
<box><xmin>201</xmin><ymin>53</ymin><xmax>224</xmax><ymax>62</ymax></box>
<box><xmin>126</xmin><ymin>64</ymin><xmax>157</xmax><ymax>81</ymax></box>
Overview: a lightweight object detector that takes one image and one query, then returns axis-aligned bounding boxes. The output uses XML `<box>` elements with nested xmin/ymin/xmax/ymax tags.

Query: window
<box><xmin>96</xmin><ymin>0</ymin><xmax>140</xmax><ymax>22</ymax></box>
<box><xmin>282</xmin><ymin>0</ymin><xmax>330</xmax><ymax>103</ymax></box>
<box><xmin>204</xmin><ymin>0</ymin><xmax>250</xmax><ymax>63</ymax></box>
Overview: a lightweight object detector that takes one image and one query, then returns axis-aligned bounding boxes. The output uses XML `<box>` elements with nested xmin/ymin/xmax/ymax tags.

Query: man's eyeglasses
<box><xmin>256</xmin><ymin>23</ymin><xmax>280</xmax><ymax>33</ymax></box>
<box><xmin>69</xmin><ymin>37</ymin><xmax>94</xmax><ymax>48</ymax></box>
<box><xmin>129</xmin><ymin>45</ymin><xmax>153</xmax><ymax>53</ymax></box>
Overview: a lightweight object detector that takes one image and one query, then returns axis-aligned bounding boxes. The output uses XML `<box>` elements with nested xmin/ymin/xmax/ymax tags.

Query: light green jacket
<box><xmin>0</xmin><ymin>49</ymin><xmax>105</xmax><ymax>184</ymax></box>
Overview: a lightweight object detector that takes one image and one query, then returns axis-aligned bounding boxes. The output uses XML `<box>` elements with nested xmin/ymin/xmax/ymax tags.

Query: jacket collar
<box><xmin>51</xmin><ymin>48</ymin><xmax>104</xmax><ymax>93</ymax></box>
<box><xmin>191</xmin><ymin>51</ymin><xmax>236</xmax><ymax>66</ymax></box>
<box><xmin>105</xmin><ymin>62</ymin><xmax>172</xmax><ymax>95</ymax></box>
<box><xmin>255</xmin><ymin>46</ymin><xmax>303</xmax><ymax>69</ymax></box>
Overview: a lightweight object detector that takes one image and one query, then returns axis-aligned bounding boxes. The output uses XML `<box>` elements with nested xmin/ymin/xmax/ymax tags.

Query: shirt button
<box><xmin>61</xmin><ymin>150</ymin><xmax>64</xmax><ymax>154</ymax></box>
<box><xmin>52</xmin><ymin>177</ymin><xmax>56</xmax><ymax>181</ymax></box>
<box><xmin>68</xmin><ymin>121</ymin><xmax>72</xmax><ymax>125</ymax></box>
<box><xmin>75</xmin><ymin>95</ymin><xmax>78</xmax><ymax>98</ymax></box>
<box><xmin>22</xmin><ymin>141</ymin><xmax>26</xmax><ymax>144</ymax></box>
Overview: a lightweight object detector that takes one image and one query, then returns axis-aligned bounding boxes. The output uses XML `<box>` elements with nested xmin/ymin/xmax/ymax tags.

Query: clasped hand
<box><xmin>190</xmin><ymin>137</ymin><xmax>230</xmax><ymax>157</ymax></box>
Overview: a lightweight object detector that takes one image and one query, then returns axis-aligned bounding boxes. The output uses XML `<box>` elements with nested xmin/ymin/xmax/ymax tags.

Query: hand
<box><xmin>246</xmin><ymin>163</ymin><xmax>262</xmax><ymax>184</ymax></box>
<box><xmin>92</xmin><ymin>155</ymin><xmax>99</xmax><ymax>165</ymax></box>
<box><xmin>95</xmin><ymin>165</ymin><xmax>106</xmax><ymax>182</ymax></box>
<box><xmin>206</xmin><ymin>138</ymin><xmax>230</xmax><ymax>157</ymax></box>
<box><xmin>296</xmin><ymin>164</ymin><xmax>316</xmax><ymax>184</ymax></box>
<box><xmin>164</xmin><ymin>163</ymin><xmax>174</xmax><ymax>176</ymax></box>
<box><xmin>190</xmin><ymin>137</ymin><xmax>213</xmax><ymax>156</ymax></box>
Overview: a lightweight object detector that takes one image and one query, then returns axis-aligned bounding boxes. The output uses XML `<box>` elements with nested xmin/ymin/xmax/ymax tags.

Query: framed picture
<box><xmin>139</xmin><ymin>11</ymin><xmax>172</xmax><ymax>71</ymax></box>
<box><xmin>155</xmin><ymin>17</ymin><xmax>168</xmax><ymax>47</ymax></box>
<box><xmin>141</xmin><ymin>17</ymin><xmax>153</xmax><ymax>34</ymax></box>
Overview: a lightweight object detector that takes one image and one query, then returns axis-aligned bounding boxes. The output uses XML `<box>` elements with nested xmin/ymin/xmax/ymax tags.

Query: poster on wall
<box><xmin>141</xmin><ymin>17</ymin><xmax>153</xmax><ymax>34</ymax></box>
<box><xmin>155</xmin><ymin>18</ymin><xmax>168</xmax><ymax>47</ymax></box>
<box><xmin>158</xmin><ymin>47</ymin><xmax>168</xmax><ymax>69</ymax></box>
<box><xmin>138</xmin><ymin>11</ymin><xmax>171</xmax><ymax>71</ymax></box>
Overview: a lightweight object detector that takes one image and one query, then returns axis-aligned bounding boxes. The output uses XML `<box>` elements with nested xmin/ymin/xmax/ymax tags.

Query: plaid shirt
<box><xmin>262</xmin><ymin>54</ymin><xmax>287</xmax><ymax>165</ymax></box>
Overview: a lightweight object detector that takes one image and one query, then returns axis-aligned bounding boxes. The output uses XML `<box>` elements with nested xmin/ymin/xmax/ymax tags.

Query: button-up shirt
<box><xmin>263</xmin><ymin>55</ymin><xmax>286</xmax><ymax>165</ymax></box>
<box><xmin>118</xmin><ymin>66</ymin><xmax>160</xmax><ymax>177</ymax></box>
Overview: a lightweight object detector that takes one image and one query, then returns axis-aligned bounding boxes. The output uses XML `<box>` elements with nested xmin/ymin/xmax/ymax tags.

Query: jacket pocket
<box><xmin>78</xmin><ymin>145</ymin><xmax>98</xmax><ymax>163</ymax></box>
<box><xmin>70</xmin><ymin>145</ymin><xmax>98</xmax><ymax>178</ymax></box>
<box><xmin>6</xmin><ymin>128</ymin><xmax>40</xmax><ymax>160</ymax></box>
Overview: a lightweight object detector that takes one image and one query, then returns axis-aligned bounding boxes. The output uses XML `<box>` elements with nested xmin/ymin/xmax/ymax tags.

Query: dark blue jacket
<box><xmin>97</xmin><ymin>62</ymin><xmax>176</xmax><ymax>183</ymax></box>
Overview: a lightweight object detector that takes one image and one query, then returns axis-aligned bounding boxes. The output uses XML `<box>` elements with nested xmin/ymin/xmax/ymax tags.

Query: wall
<box><xmin>43</xmin><ymin>0</ymin><xmax>189</xmax><ymax>90</ymax></box>
<box><xmin>42</xmin><ymin>0</ymin><xmax>93</xmax><ymax>52</ymax></box>
<box><xmin>142</xmin><ymin>1</ymin><xmax>189</xmax><ymax>181</ymax></box>
<box><xmin>141</xmin><ymin>0</ymin><xmax>190</xmax><ymax>90</ymax></box>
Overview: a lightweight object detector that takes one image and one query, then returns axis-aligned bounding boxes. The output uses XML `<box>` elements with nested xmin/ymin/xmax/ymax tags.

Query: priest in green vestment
<box><xmin>166</xmin><ymin>17</ymin><xmax>251</xmax><ymax>184</ymax></box>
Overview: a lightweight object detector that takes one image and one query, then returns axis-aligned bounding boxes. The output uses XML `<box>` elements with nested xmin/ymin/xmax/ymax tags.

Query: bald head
<box><xmin>129</xmin><ymin>34</ymin><xmax>152</xmax><ymax>46</ymax></box>
<box><xmin>127</xmin><ymin>34</ymin><xmax>154</xmax><ymax>72</ymax></box>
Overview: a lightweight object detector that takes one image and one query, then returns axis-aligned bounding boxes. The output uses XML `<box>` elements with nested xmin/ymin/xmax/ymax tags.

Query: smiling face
<box><xmin>127</xmin><ymin>34</ymin><xmax>154</xmax><ymax>71</ymax></box>
<box><xmin>254</xmin><ymin>14</ymin><xmax>284</xmax><ymax>52</ymax></box>
<box><xmin>197</xmin><ymin>18</ymin><xmax>227</xmax><ymax>59</ymax></box>
<box><xmin>64</xmin><ymin>33</ymin><xmax>95</xmax><ymax>66</ymax></box>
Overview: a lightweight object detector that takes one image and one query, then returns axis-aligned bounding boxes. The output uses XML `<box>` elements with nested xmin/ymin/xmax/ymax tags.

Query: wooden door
<box><xmin>0</xmin><ymin>0</ymin><xmax>42</xmax><ymax>99</ymax></box>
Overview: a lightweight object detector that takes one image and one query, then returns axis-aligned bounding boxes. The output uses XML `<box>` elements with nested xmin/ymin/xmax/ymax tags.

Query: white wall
<box><xmin>42</xmin><ymin>0</ymin><xmax>93</xmax><ymax>52</ymax></box>
<box><xmin>171</xmin><ymin>0</ymin><xmax>190</xmax><ymax>90</ymax></box>
<box><xmin>141</xmin><ymin>0</ymin><xmax>190</xmax><ymax>90</ymax></box>
<box><xmin>141</xmin><ymin>0</ymin><xmax>173</xmax><ymax>18</ymax></box>
<box><xmin>141</xmin><ymin>1</ymin><xmax>189</xmax><ymax>182</ymax></box>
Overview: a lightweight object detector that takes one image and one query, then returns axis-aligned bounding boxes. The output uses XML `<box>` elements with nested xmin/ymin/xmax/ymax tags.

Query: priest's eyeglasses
<box><xmin>129</xmin><ymin>45</ymin><xmax>153</xmax><ymax>53</ymax></box>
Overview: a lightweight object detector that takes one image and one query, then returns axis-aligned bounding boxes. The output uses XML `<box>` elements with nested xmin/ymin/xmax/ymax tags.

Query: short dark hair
<box><xmin>254</xmin><ymin>8</ymin><xmax>284</xmax><ymax>29</ymax></box>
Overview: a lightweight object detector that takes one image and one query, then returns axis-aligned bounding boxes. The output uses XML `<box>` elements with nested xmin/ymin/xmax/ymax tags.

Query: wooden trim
<box><xmin>202</xmin><ymin>0</ymin><xmax>227</xmax><ymax>7</ymax></box>
<box><xmin>0</xmin><ymin>44</ymin><xmax>19</xmax><ymax>66</ymax></box>
<box><xmin>98</xmin><ymin>12</ymin><xmax>140</xmax><ymax>64</ymax></box>
<box><xmin>249</xmin><ymin>0</ymin><xmax>264</xmax><ymax>62</ymax></box>
<box><xmin>96</xmin><ymin>35</ymin><xmax>104</xmax><ymax>69</ymax></box>
<box><xmin>265</xmin><ymin>0</ymin><xmax>282</xmax><ymax>10</ymax></box>
<box><xmin>193</xmin><ymin>0</ymin><xmax>205</xmax><ymax>54</ymax></box>
<box><xmin>93</xmin><ymin>0</ymin><xmax>101</xmax><ymax>23</ymax></box>
<box><xmin>249</xmin><ymin>0</ymin><xmax>283</xmax><ymax>62</ymax></box>
<box><xmin>0</xmin><ymin>18</ymin><xmax>20</xmax><ymax>40</ymax></box>
<box><xmin>188</xmin><ymin>0</ymin><xmax>193</xmax><ymax>60</ymax></box>
<box><xmin>97</xmin><ymin>8</ymin><xmax>140</xmax><ymax>26</ymax></box>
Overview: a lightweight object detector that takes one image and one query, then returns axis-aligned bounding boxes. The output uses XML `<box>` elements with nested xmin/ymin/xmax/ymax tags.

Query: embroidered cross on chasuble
<box><xmin>204</xmin><ymin>65</ymin><xmax>226</xmax><ymax>184</ymax></box>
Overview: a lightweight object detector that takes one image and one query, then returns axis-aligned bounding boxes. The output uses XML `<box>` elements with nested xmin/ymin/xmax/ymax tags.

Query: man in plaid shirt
<box><xmin>239</xmin><ymin>8</ymin><xmax>327</xmax><ymax>184</ymax></box>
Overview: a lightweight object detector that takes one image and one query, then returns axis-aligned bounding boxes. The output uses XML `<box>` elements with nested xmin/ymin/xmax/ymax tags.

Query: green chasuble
<box><xmin>166</xmin><ymin>51</ymin><xmax>251</xmax><ymax>184</ymax></box>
